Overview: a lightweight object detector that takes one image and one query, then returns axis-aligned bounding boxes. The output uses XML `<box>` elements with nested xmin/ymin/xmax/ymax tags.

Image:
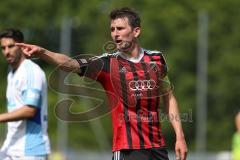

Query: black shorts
<box><xmin>112</xmin><ymin>148</ymin><xmax>169</xmax><ymax>160</ymax></box>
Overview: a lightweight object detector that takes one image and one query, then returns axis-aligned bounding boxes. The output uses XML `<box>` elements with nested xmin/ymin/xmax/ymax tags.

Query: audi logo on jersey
<box><xmin>129</xmin><ymin>79</ymin><xmax>157</xmax><ymax>91</ymax></box>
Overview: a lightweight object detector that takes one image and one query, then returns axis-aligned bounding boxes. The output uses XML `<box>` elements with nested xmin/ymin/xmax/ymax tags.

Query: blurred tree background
<box><xmin>0</xmin><ymin>0</ymin><xmax>240</xmax><ymax>153</ymax></box>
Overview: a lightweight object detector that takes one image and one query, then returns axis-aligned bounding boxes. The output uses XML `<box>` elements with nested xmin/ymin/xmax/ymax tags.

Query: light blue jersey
<box><xmin>0</xmin><ymin>59</ymin><xmax>50</xmax><ymax>157</ymax></box>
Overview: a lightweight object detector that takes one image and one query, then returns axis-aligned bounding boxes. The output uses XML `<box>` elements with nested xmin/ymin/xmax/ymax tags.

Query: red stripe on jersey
<box><xmin>142</xmin><ymin>54</ymin><xmax>151</xmax><ymax>62</ymax></box>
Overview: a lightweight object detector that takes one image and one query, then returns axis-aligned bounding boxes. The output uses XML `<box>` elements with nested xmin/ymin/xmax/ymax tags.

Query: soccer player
<box><xmin>232</xmin><ymin>112</ymin><xmax>240</xmax><ymax>160</ymax></box>
<box><xmin>17</xmin><ymin>7</ymin><xmax>187</xmax><ymax>160</ymax></box>
<box><xmin>0</xmin><ymin>29</ymin><xmax>50</xmax><ymax>160</ymax></box>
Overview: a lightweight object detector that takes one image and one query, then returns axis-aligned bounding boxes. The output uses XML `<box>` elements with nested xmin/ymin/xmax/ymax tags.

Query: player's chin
<box><xmin>118</xmin><ymin>42</ymin><xmax>133</xmax><ymax>52</ymax></box>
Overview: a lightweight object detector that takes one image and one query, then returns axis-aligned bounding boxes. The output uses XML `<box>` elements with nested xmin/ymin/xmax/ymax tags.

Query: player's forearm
<box><xmin>0</xmin><ymin>106</ymin><xmax>36</xmax><ymax>122</ymax></box>
<box><xmin>163</xmin><ymin>93</ymin><xmax>185</xmax><ymax>139</ymax></box>
<box><xmin>170</xmin><ymin>117</ymin><xmax>185</xmax><ymax>140</ymax></box>
<box><xmin>38</xmin><ymin>48</ymin><xmax>79</xmax><ymax>72</ymax></box>
<box><xmin>169</xmin><ymin>111</ymin><xmax>185</xmax><ymax>140</ymax></box>
<box><xmin>16</xmin><ymin>43</ymin><xmax>80</xmax><ymax>72</ymax></box>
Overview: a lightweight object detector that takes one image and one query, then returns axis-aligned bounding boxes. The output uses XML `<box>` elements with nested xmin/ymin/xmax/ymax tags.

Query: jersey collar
<box><xmin>116</xmin><ymin>48</ymin><xmax>144</xmax><ymax>63</ymax></box>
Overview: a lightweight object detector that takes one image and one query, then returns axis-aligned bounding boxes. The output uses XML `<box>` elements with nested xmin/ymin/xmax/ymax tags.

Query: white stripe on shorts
<box><xmin>114</xmin><ymin>151</ymin><xmax>120</xmax><ymax>160</ymax></box>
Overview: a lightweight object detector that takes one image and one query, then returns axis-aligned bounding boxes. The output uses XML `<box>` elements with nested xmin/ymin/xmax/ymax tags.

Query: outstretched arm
<box><xmin>163</xmin><ymin>92</ymin><xmax>188</xmax><ymax>160</ymax></box>
<box><xmin>16</xmin><ymin>43</ymin><xmax>80</xmax><ymax>72</ymax></box>
<box><xmin>0</xmin><ymin>105</ymin><xmax>37</xmax><ymax>122</ymax></box>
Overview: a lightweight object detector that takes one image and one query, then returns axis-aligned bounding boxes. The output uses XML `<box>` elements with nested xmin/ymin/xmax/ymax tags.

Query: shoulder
<box><xmin>89</xmin><ymin>52</ymin><xmax>118</xmax><ymax>61</ymax></box>
<box><xmin>144</xmin><ymin>49</ymin><xmax>163</xmax><ymax>56</ymax></box>
<box><xmin>144</xmin><ymin>49</ymin><xmax>167</xmax><ymax>63</ymax></box>
<box><xmin>24</xmin><ymin>59</ymin><xmax>42</xmax><ymax>69</ymax></box>
<box><xmin>233</xmin><ymin>132</ymin><xmax>240</xmax><ymax>141</ymax></box>
<box><xmin>22</xmin><ymin>60</ymin><xmax>46</xmax><ymax>78</ymax></box>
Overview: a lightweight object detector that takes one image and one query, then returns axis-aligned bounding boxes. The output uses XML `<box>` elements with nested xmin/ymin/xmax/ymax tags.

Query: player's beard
<box><xmin>118</xmin><ymin>41</ymin><xmax>133</xmax><ymax>52</ymax></box>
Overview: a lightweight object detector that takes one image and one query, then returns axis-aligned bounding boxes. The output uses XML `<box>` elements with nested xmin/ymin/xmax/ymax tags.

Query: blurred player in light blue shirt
<box><xmin>0</xmin><ymin>29</ymin><xmax>50</xmax><ymax>160</ymax></box>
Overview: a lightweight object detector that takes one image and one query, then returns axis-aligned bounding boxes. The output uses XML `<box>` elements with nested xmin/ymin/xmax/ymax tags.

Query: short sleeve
<box><xmin>22</xmin><ymin>89</ymin><xmax>41</xmax><ymax>107</ymax></box>
<box><xmin>159</xmin><ymin>54</ymin><xmax>173</xmax><ymax>94</ymax></box>
<box><xmin>21</xmin><ymin>63</ymin><xmax>45</xmax><ymax>108</ymax></box>
<box><xmin>159</xmin><ymin>53</ymin><xmax>168</xmax><ymax>77</ymax></box>
<box><xmin>75</xmin><ymin>55</ymin><xmax>109</xmax><ymax>81</ymax></box>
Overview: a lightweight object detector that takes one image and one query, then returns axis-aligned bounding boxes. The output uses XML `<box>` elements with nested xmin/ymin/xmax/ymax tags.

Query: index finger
<box><xmin>15</xmin><ymin>43</ymin><xmax>28</xmax><ymax>48</ymax></box>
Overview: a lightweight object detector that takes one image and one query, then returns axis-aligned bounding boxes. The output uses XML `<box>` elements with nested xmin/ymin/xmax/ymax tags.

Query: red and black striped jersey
<box><xmin>75</xmin><ymin>49</ymin><xmax>172</xmax><ymax>151</ymax></box>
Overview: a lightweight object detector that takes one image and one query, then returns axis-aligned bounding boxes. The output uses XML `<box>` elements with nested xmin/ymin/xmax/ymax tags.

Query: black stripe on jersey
<box><xmin>119</xmin><ymin>63</ymin><xmax>133</xmax><ymax>149</ymax></box>
<box><xmin>149</xmin><ymin>55</ymin><xmax>162</xmax><ymax>144</ymax></box>
<box><xmin>140</xmin><ymin>58</ymin><xmax>154</xmax><ymax>147</ymax></box>
<box><xmin>128</xmin><ymin>62</ymin><xmax>145</xmax><ymax>148</ymax></box>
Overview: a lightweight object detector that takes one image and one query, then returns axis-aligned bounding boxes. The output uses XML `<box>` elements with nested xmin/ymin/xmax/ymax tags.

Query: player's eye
<box><xmin>8</xmin><ymin>44</ymin><xmax>14</xmax><ymax>48</ymax></box>
<box><xmin>117</xmin><ymin>27</ymin><xmax>124</xmax><ymax>31</ymax></box>
<box><xmin>111</xmin><ymin>27</ymin><xmax>115</xmax><ymax>32</ymax></box>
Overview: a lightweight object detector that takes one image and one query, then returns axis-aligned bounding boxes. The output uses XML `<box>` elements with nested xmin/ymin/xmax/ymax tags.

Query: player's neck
<box><xmin>122</xmin><ymin>44</ymin><xmax>141</xmax><ymax>58</ymax></box>
<box><xmin>11</xmin><ymin>56</ymin><xmax>25</xmax><ymax>72</ymax></box>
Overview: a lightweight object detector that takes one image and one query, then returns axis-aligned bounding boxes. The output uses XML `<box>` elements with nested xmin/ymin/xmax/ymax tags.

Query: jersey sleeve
<box><xmin>159</xmin><ymin>53</ymin><xmax>168</xmax><ymax>77</ymax></box>
<box><xmin>75</xmin><ymin>54</ymin><xmax>109</xmax><ymax>81</ymax></box>
<box><xmin>21</xmin><ymin>65</ymin><xmax>45</xmax><ymax>108</ymax></box>
<box><xmin>158</xmin><ymin>53</ymin><xmax>173</xmax><ymax>94</ymax></box>
<box><xmin>146</xmin><ymin>50</ymin><xmax>168</xmax><ymax>78</ymax></box>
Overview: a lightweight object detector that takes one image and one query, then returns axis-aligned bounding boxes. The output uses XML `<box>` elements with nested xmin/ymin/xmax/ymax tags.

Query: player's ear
<box><xmin>133</xmin><ymin>27</ymin><xmax>141</xmax><ymax>38</ymax></box>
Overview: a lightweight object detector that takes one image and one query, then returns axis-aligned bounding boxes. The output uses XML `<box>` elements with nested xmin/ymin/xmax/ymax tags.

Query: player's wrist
<box><xmin>176</xmin><ymin>132</ymin><xmax>185</xmax><ymax>141</ymax></box>
<box><xmin>39</xmin><ymin>47</ymin><xmax>46</xmax><ymax>55</ymax></box>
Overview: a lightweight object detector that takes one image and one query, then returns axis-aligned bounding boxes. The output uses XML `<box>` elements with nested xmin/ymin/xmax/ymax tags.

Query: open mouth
<box><xmin>115</xmin><ymin>40</ymin><xmax>123</xmax><ymax>44</ymax></box>
<box><xmin>114</xmin><ymin>40</ymin><xmax>133</xmax><ymax>51</ymax></box>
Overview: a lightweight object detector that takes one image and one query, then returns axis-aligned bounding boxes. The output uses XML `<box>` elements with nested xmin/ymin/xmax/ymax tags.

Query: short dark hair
<box><xmin>110</xmin><ymin>7</ymin><xmax>141</xmax><ymax>29</ymax></box>
<box><xmin>0</xmin><ymin>28</ymin><xmax>24</xmax><ymax>42</ymax></box>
